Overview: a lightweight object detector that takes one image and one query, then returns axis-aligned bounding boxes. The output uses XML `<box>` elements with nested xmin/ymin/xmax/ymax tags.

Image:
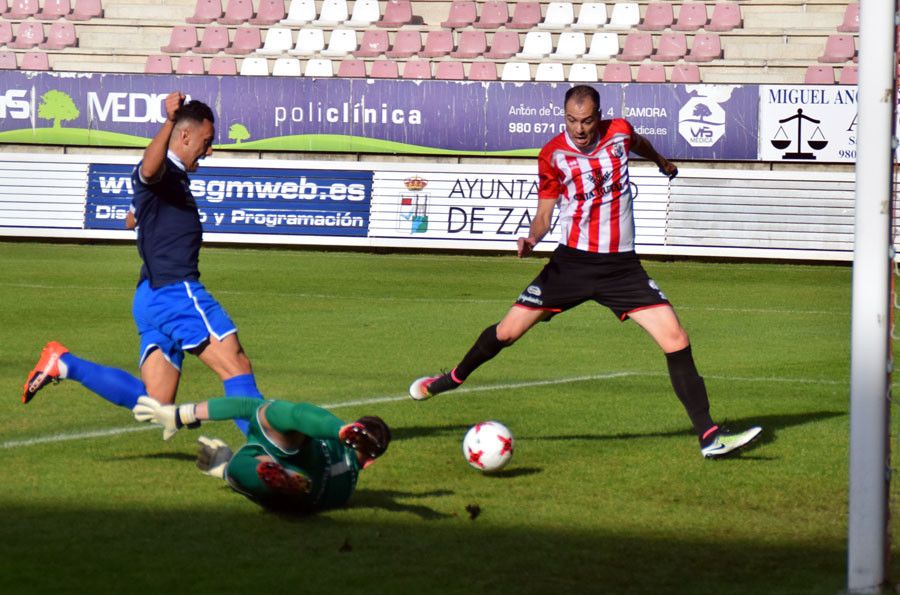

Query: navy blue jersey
<box><xmin>131</xmin><ymin>154</ymin><xmax>202</xmax><ymax>289</ymax></box>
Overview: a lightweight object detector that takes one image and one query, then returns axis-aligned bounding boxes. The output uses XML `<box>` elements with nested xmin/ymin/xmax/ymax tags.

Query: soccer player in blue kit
<box><xmin>22</xmin><ymin>91</ymin><xmax>264</xmax><ymax>434</ymax></box>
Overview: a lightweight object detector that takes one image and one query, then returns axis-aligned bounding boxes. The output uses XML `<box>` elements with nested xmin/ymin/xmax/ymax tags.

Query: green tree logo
<box><xmin>228</xmin><ymin>123</ymin><xmax>250</xmax><ymax>144</ymax></box>
<box><xmin>38</xmin><ymin>90</ymin><xmax>80</xmax><ymax>128</ymax></box>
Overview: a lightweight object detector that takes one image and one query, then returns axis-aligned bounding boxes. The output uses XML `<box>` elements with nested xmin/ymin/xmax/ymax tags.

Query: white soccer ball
<box><xmin>462</xmin><ymin>421</ymin><xmax>514</xmax><ymax>472</ymax></box>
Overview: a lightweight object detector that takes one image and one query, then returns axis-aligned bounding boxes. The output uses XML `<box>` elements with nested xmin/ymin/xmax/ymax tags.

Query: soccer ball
<box><xmin>462</xmin><ymin>421</ymin><xmax>514</xmax><ymax>472</ymax></box>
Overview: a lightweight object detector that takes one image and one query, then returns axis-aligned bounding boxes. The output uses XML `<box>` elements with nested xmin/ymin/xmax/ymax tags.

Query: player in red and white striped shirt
<box><xmin>409</xmin><ymin>86</ymin><xmax>761</xmax><ymax>459</ymax></box>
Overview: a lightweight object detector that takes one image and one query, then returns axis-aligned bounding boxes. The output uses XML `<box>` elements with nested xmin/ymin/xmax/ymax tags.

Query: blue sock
<box><xmin>60</xmin><ymin>353</ymin><xmax>144</xmax><ymax>410</ymax></box>
<box><xmin>224</xmin><ymin>373</ymin><xmax>264</xmax><ymax>436</ymax></box>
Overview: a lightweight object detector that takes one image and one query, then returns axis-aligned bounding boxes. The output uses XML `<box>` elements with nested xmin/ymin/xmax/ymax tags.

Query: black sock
<box><xmin>454</xmin><ymin>323</ymin><xmax>508</xmax><ymax>381</ymax></box>
<box><xmin>665</xmin><ymin>345</ymin><xmax>716</xmax><ymax>439</ymax></box>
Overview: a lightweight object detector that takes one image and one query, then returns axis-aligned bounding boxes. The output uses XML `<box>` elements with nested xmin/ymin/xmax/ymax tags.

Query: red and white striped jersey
<box><xmin>537</xmin><ymin>119</ymin><xmax>635</xmax><ymax>253</ymax></box>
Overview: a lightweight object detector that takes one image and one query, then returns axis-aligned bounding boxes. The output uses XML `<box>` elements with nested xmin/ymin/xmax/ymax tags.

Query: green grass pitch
<box><xmin>0</xmin><ymin>241</ymin><xmax>892</xmax><ymax>594</ymax></box>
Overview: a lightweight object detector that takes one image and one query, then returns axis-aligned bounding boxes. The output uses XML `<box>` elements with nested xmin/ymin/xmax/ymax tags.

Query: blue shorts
<box><xmin>132</xmin><ymin>279</ymin><xmax>237</xmax><ymax>370</ymax></box>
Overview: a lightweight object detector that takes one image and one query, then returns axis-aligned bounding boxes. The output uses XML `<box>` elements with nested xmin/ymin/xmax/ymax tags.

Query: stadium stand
<box><xmin>584</xmin><ymin>31</ymin><xmax>619</xmax><ymax>61</ymax></box>
<box><xmin>257</xmin><ymin>26</ymin><xmax>292</xmax><ymax>54</ymax></box>
<box><xmin>20</xmin><ymin>49</ymin><xmax>49</xmax><ymax>69</ymax></box>
<box><xmin>467</xmin><ymin>60</ymin><xmax>497</xmax><ymax>80</ymax></box>
<box><xmin>451</xmin><ymin>29</ymin><xmax>486</xmax><ymax>58</ymax></box>
<box><xmin>249</xmin><ymin>0</ymin><xmax>285</xmax><ymax>25</ymax></box>
<box><xmin>225</xmin><ymin>26</ymin><xmax>261</xmax><ymax>54</ymax></box>
<box><xmin>636</xmin><ymin>61</ymin><xmax>665</xmax><ymax>81</ymax></box>
<box><xmin>195</xmin><ymin>25</ymin><xmax>229</xmax><ymax>54</ymax></box>
<box><xmin>507</xmin><ymin>0</ymin><xmax>541</xmax><ymax>29</ymax></box>
<box><xmin>271</xmin><ymin>56</ymin><xmax>301</xmax><ymax>75</ymax></box>
<box><xmin>534</xmin><ymin>61</ymin><xmax>563</xmax><ymax>81</ymax></box>
<box><xmin>500</xmin><ymin>60</ymin><xmax>530</xmax><ymax>80</ymax></box>
<box><xmin>239</xmin><ymin>54</ymin><xmax>268</xmax><ymax>74</ymax></box>
<box><xmin>304</xmin><ymin>56</ymin><xmax>333</xmax><ymax>75</ymax></box>
<box><xmin>434</xmin><ymin>59</ymin><xmax>464</xmax><ymax>79</ymax></box>
<box><xmin>706</xmin><ymin>2</ymin><xmax>741</xmax><ymax>32</ymax></box>
<box><xmin>144</xmin><ymin>53</ymin><xmax>172</xmax><ymax>73</ymax></box>
<box><xmin>0</xmin><ymin>49</ymin><xmax>16</xmax><ymax>68</ymax></box>
<box><xmin>539</xmin><ymin>1</ymin><xmax>574</xmax><ymax>29</ymax></box>
<box><xmin>818</xmin><ymin>33</ymin><xmax>855</xmax><ymax>63</ymax></box>
<box><xmin>320</xmin><ymin>28</ymin><xmax>356</xmax><ymax>56</ymax></box>
<box><xmin>175</xmin><ymin>54</ymin><xmax>204</xmax><ymax>74</ymax></box>
<box><xmin>567</xmin><ymin>62</ymin><xmax>597</xmax><ymax>81</ymax></box>
<box><xmin>36</xmin><ymin>0</ymin><xmax>72</xmax><ymax>20</ymax></box>
<box><xmin>186</xmin><ymin>0</ymin><xmax>223</xmax><ymax>24</ymax></box>
<box><xmin>572</xmin><ymin>2</ymin><xmax>607</xmax><ymax>29</ymax></box>
<box><xmin>440</xmin><ymin>0</ymin><xmax>475</xmax><ymax>28</ymax></box>
<box><xmin>376</xmin><ymin>0</ymin><xmax>413</xmax><ymax>27</ymax></box>
<box><xmin>637</xmin><ymin>2</ymin><xmax>673</xmax><ymax>32</ymax></box>
<box><xmin>345</xmin><ymin>0</ymin><xmax>379</xmax><ymax>25</ymax></box>
<box><xmin>220</xmin><ymin>0</ymin><xmax>253</xmax><ymax>24</ymax></box>
<box><xmin>386</xmin><ymin>29</ymin><xmax>421</xmax><ymax>58</ymax></box>
<box><xmin>353</xmin><ymin>28</ymin><xmax>388</xmax><ymax>57</ymax></box>
<box><xmin>280</xmin><ymin>0</ymin><xmax>314</xmax><ymax>25</ymax></box>
<box><xmin>420</xmin><ymin>29</ymin><xmax>452</xmax><ymax>58</ymax></box>
<box><xmin>836</xmin><ymin>2</ymin><xmax>859</xmax><ymax>33</ymax></box>
<box><xmin>672</xmin><ymin>2</ymin><xmax>707</xmax><ymax>31</ymax></box>
<box><xmin>607</xmin><ymin>2</ymin><xmax>640</xmax><ymax>29</ymax></box>
<box><xmin>208</xmin><ymin>55</ymin><xmax>237</xmax><ymax>73</ymax></box>
<box><xmin>290</xmin><ymin>27</ymin><xmax>325</xmax><ymax>56</ymax></box>
<box><xmin>651</xmin><ymin>31</ymin><xmax>687</xmax><ymax>61</ymax></box>
<box><xmin>0</xmin><ymin>21</ymin><xmax>11</xmax><ymax>45</ymax></box>
<box><xmin>473</xmin><ymin>0</ymin><xmax>508</xmax><ymax>29</ymax></box>
<box><xmin>670</xmin><ymin>61</ymin><xmax>700</xmax><ymax>82</ymax></box>
<box><xmin>9</xmin><ymin>21</ymin><xmax>44</xmax><ymax>49</ymax></box>
<box><xmin>8</xmin><ymin>0</ymin><xmax>39</xmax><ymax>19</ymax></box>
<box><xmin>838</xmin><ymin>63</ymin><xmax>857</xmax><ymax>84</ymax></box>
<box><xmin>401</xmin><ymin>58</ymin><xmax>430</xmax><ymax>78</ymax></box>
<box><xmin>516</xmin><ymin>30</ymin><xmax>552</xmax><ymax>59</ymax></box>
<box><xmin>602</xmin><ymin>62</ymin><xmax>631</xmax><ymax>82</ymax></box>
<box><xmin>619</xmin><ymin>31</ymin><xmax>652</xmax><ymax>61</ymax></box>
<box><xmin>551</xmin><ymin>31</ymin><xmax>586</xmax><ymax>60</ymax></box>
<box><xmin>804</xmin><ymin>64</ymin><xmax>835</xmax><ymax>84</ymax></box>
<box><xmin>370</xmin><ymin>58</ymin><xmax>398</xmax><ymax>77</ymax></box>
<box><xmin>314</xmin><ymin>0</ymin><xmax>348</xmax><ymax>25</ymax></box>
<box><xmin>336</xmin><ymin>57</ymin><xmax>365</xmax><ymax>76</ymax></box>
<box><xmin>39</xmin><ymin>21</ymin><xmax>76</xmax><ymax>49</ymax></box>
<box><xmin>160</xmin><ymin>25</ymin><xmax>197</xmax><ymax>53</ymax></box>
<box><xmin>483</xmin><ymin>30</ymin><xmax>519</xmax><ymax>59</ymax></box>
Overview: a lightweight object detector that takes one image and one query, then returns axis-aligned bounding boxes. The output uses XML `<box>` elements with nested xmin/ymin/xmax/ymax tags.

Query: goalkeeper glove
<box><xmin>196</xmin><ymin>436</ymin><xmax>233</xmax><ymax>479</ymax></box>
<box><xmin>339</xmin><ymin>422</ymin><xmax>382</xmax><ymax>466</ymax></box>
<box><xmin>132</xmin><ymin>395</ymin><xmax>200</xmax><ymax>440</ymax></box>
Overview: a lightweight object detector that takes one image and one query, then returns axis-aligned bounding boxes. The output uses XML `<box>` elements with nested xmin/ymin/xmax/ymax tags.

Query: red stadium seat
<box><xmin>68</xmin><ymin>0</ymin><xmax>102</xmax><ymax>20</ymax></box>
<box><xmin>0</xmin><ymin>50</ymin><xmax>16</xmax><ymax>69</ymax></box>
<box><xmin>401</xmin><ymin>59</ymin><xmax>431</xmax><ymax>79</ymax></box>
<box><xmin>706</xmin><ymin>2</ymin><xmax>741</xmax><ymax>32</ymax></box>
<box><xmin>249</xmin><ymin>0</ymin><xmax>286</xmax><ymax>25</ymax></box>
<box><xmin>483</xmin><ymin>30</ymin><xmax>519</xmax><ymax>59</ymax></box>
<box><xmin>225</xmin><ymin>26</ymin><xmax>261</xmax><ymax>54</ymax></box>
<box><xmin>434</xmin><ymin>60</ymin><xmax>464</xmax><ymax>79</ymax></box>
<box><xmin>804</xmin><ymin>65</ymin><xmax>834</xmax><ymax>84</ymax></box>
<box><xmin>451</xmin><ymin>29</ymin><xmax>487</xmax><ymax>58</ymax></box>
<box><xmin>20</xmin><ymin>51</ymin><xmax>49</xmax><ymax>70</ymax></box>
<box><xmin>36</xmin><ymin>0</ymin><xmax>71</xmax><ymax>20</ymax></box>
<box><xmin>619</xmin><ymin>32</ymin><xmax>652</xmax><ymax>61</ymax></box>
<box><xmin>377</xmin><ymin>0</ymin><xmax>413</xmax><ymax>27</ymax></box>
<box><xmin>602</xmin><ymin>62</ymin><xmax>632</xmax><ymax>82</ymax></box>
<box><xmin>473</xmin><ymin>0</ymin><xmax>509</xmax><ymax>29</ymax></box>
<box><xmin>337</xmin><ymin>58</ymin><xmax>366</xmax><ymax>77</ymax></box>
<box><xmin>837</xmin><ymin>3</ymin><xmax>859</xmax><ymax>33</ymax></box>
<box><xmin>670</xmin><ymin>62</ymin><xmax>700</xmax><ymax>82</ymax></box>
<box><xmin>195</xmin><ymin>25</ymin><xmax>230</xmax><ymax>54</ymax></box>
<box><xmin>468</xmin><ymin>61</ymin><xmax>497</xmax><ymax>80</ymax></box>
<box><xmin>651</xmin><ymin>32</ymin><xmax>686</xmax><ymax>61</ymax></box>
<box><xmin>145</xmin><ymin>54</ymin><xmax>173</xmax><ymax>73</ymax></box>
<box><xmin>686</xmin><ymin>33</ymin><xmax>721</xmax><ymax>62</ymax></box>
<box><xmin>8</xmin><ymin>0</ymin><xmax>39</xmax><ymax>19</ymax></box>
<box><xmin>508</xmin><ymin>1</ymin><xmax>541</xmax><ymax>29</ymax></box>
<box><xmin>219</xmin><ymin>0</ymin><xmax>253</xmax><ymax>25</ymax></box>
<box><xmin>420</xmin><ymin>30</ymin><xmax>453</xmax><ymax>58</ymax></box>
<box><xmin>186</xmin><ymin>0</ymin><xmax>223</xmax><ymax>24</ymax></box>
<box><xmin>0</xmin><ymin>21</ymin><xmax>12</xmax><ymax>45</ymax></box>
<box><xmin>175</xmin><ymin>55</ymin><xmax>205</xmax><ymax>74</ymax></box>
<box><xmin>386</xmin><ymin>30</ymin><xmax>422</xmax><ymax>58</ymax></box>
<box><xmin>636</xmin><ymin>62</ymin><xmax>665</xmax><ymax>82</ymax></box>
<box><xmin>9</xmin><ymin>22</ymin><xmax>44</xmax><ymax>50</ymax></box>
<box><xmin>818</xmin><ymin>34</ymin><xmax>855</xmax><ymax>63</ymax></box>
<box><xmin>839</xmin><ymin>64</ymin><xmax>857</xmax><ymax>85</ymax></box>
<box><xmin>672</xmin><ymin>2</ymin><xmax>708</xmax><ymax>31</ymax></box>
<box><xmin>0</xmin><ymin>0</ymin><xmax>8</xmax><ymax>16</ymax></box>
<box><xmin>160</xmin><ymin>26</ymin><xmax>198</xmax><ymax>53</ymax></box>
<box><xmin>353</xmin><ymin>29</ymin><xmax>388</xmax><ymax>57</ymax></box>
<box><xmin>370</xmin><ymin>59</ymin><xmax>399</xmax><ymax>78</ymax></box>
<box><xmin>208</xmin><ymin>56</ymin><xmax>237</xmax><ymax>74</ymax></box>
<box><xmin>39</xmin><ymin>21</ymin><xmax>76</xmax><ymax>49</ymax></box>
<box><xmin>637</xmin><ymin>2</ymin><xmax>673</xmax><ymax>31</ymax></box>
<box><xmin>441</xmin><ymin>0</ymin><xmax>476</xmax><ymax>28</ymax></box>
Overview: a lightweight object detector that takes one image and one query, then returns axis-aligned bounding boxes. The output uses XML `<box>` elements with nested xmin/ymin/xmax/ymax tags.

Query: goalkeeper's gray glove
<box><xmin>196</xmin><ymin>436</ymin><xmax>233</xmax><ymax>479</ymax></box>
<box><xmin>132</xmin><ymin>395</ymin><xmax>200</xmax><ymax>440</ymax></box>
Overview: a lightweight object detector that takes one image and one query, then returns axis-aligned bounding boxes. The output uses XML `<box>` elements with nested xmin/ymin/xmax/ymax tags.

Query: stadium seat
<box><xmin>272</xmin><ymin>56</ymin><xmax>302</xmax><ymax>75</ymax></box>
<box><xmin>451</xmin><ymin>29</ymin><xmax>487</xmax><ymax>58</ymax></box>
<box><xmin>370</xmin><ymin>59</ymin><xmax>399</xmax><ymax>78</ymax></box>
<box><xmin>336</xmin><ymin>58</ymin><xmax>365</xmax><ymax>76</ymax></box>
<box><xmin>144</xmin><ymin>54</ymin><xmax>173</xmax><ymax>73</ymax></box>
<box><xmin>618</xmin><ymin>31</ymin><xmax>651</xmax><ymax>61</ymax></box>
<box><xmin>160</xmin><ymin>26</ymin><xmax>198</xmax><ymax>53</ymax></box>
<box><xmin>584</xmin><ymin>31</ymin><xmax>618</xmax><ymax>60</ymax></box>
<box><xmin>220</xmin><ymin>0</ymin><xmax>254</xmax><ymax>24</ymax></box>
<box><xmin>195</xmin><ymin>25</ymin><xmax>230</xmax><ymax>54</ymax></box>
<box><xmin>257</xmin><ymin>27</ymin><xmax>293</xmax><ymax>54</ymax></box>
<box><xmin>208</xmin><ymin>55</ymin><xmax>237</xmax><ymax>74</ymax></box>
<box><xmin>818</xmin><ymin>34</ymin><xmax>855</xmax><ymax>63</ymax></box>
<box><xmin>36</xmin><ymin>0</ymin><xmax>71</xmax><ymax>20</ymax></box>
<box><xmin>0</xmin><ymin>21</ymin><xmax>12</xmax><ymax>46</ymax></box>
<box><xmin>474</xmin><ymin>0</ymin><xmax>509</xmax><ymax>29</ymax></box>
<box><xmin>281</xmin><ymin>0</ymin><xmax>315</xmax><ymax>25</ymax></box>
<box><xmin>68</xmin><ymin>0</ymin><xmax>102</xmax><ymax>20</ymax></box>
<box><xmin>508</xmin><ymin>1</ymin><xmax>542</xmax><ymax>29</ymax></box>
<box><xmin>673</xmin><ymin>2</ymin><xmax>708</xmax><ymax>31</ymax></box>
<box><xmin>9</xmin><ymin>22</ymin><xmax>44</xmax><ymax>50</ymax></box>
<box><xmin>441</xmin><ymin>0</ymin><xmax>476</xmax><ymax>28</ymax></box>
<box><xmin>483</xmin><ymin>29</ymin><xmax>518</xmax><ymax>58</ymax></box>
<box><xmin>606</xmin><ymin>2</ymin><xmax>639</xmax><ymax>29</ymax></box>
<box><xmin>637</xmin><ymin>2</ymin><xmax>673</xmax><ymax>31</ymax></box>
<box><xmin>20</xmin><ymin>50</ymin><xmax>49</xmax><ymax>70</ymax></box>
<box><xmin>401</xmin><ymin>59</ymin><xmax>431</xmax><ymax>79</ymax></box>
<box><xmin>573</xmin><ymin>2</ymin><xmax>607</xmax><ymax>29</ymax></box>
<box><xmin>8</xmin><ymin>0</ymin><xmax>39</xmax><ymax>19</ymax></box>
<box><xmin>707</xmin><ymin>2</ymin><xmax>741</xmax><ymax>32</ymax></box>
<box><xmin>551</xmin><ymin>31</ymin><xmax>586</xmax><ymax>59</ymax></box>
<box><xmin>376</xmin><ymin>0</ymin><xmax>412</xmax><ymax>27</ymax></box>
<box><xmin>289</xmin><ymin>27</ymin><xmax>324</xmax><ymax>56</ymax></box>
<box><xmin>353</xmin><ymin>29</ymin><xmax>388</xmax><ymax>57</ymax></box>
<box><xmin>651</xmin><ymin>32</ymin><xmax>686</xmax><ymax>61</ymax></box>
<box><xmin>839</xmin><ymin>64</ymin><xmax>858</xmax><ymax>85</ymax></box>
<box><xmin>39</xmin><ymin>21</ymin><xmax>76</xmax><ymax>49</ymax></box>
<box><xmin>837</xmin><ymin>3</ymin><xmax>859</xmax><ymax>33</ymax></box>
<box><xmin>500</xmin><ymin>61</ymin><xmax>531</xmax><ymax>81</ymax></box>
<box><xmin>636</xmin><ymin>62</ymin><xmax>665</xmax><ymax>82</ymax></box>
<box><xmin>239</xmin><ymin>55</ymin><xmax>269</xmax><ymax>74</ymax></box>
<box><xmin>602</xmin><ymin>62</ymin><xmax>631</xmax><ymax>82</ymax></box>
<box><xmin>314</xmin><ymin>0</ymin><xmax>348</xmax><ymax>25</ymax></box>
<box><xmin>568</xmin><ymin>62</ymin><xmax>598</xmax><ymax>81</ymax></box>
<box><xmin>535</xmin><ymin>62</ymin><xmax>564</xmax><ymax>81</ymax></box>
<box><xmin>686</xmin><ymin>33</ymin><xmax>721</xmax><ymax>62</ymax></box>
<box><xmin>540</xmin><ymin>1</ymin><xmax>574</xmax><ymax>29</ymax></box>
<box><xmin>468</xmin><ymin>61</ymin><xmax>497</xmax><ymax>80</ymax></box>
<box><xmin>804</xmin><ymin>65</ymin><xmax>834</xmax><ymax>84</ymax></box>
<box><xmin>225</xmin><ymin>26</ymin><xmax>261</xmax><ymax>54</ymax></box>
<box><xmin>304</xmin><ymin>57</ymin><xmax>333</xmax><ymax>76</ymax></box>
<box><xmin>0</xmin><ymin>50</ymin><xmax>15</xmax><ymax>69</ymax></box>
<box><xmin>386</xmin><ymin>29</ymin><xmax>421</xmax><ymax>58</ymax></box>
<box><xmin>0</xmin><ymin>0</ymin><xmax>10</xmax><ymax>15</ymax></box>
<box><xmin>420</xmin><ymin>30</ymin><xmax>453</xmax><ymax>58</ymax></box>
<box><xmin>250</xmin><ymin>0</ymin><xmax>286</xmax><ymax>25</ymax></box>
<box><xmin>320</xmin><ymin>28</ymin><xmax>356</xmax><ymax>57</ymax></box>
<box><xmin>175</xmin><ymin>55</ymin><xmax>205</xmax><ymax>74</ymax></box>
<box><xmin>515</xmin><ymin>30</ymin><xmax>552</xmax><ymax>59</ymax></box>
<box><xmin>346</xmin><ymin>0</ymin><xmax>380</xmax><ymax>26</ymax></box>
<box><xmin>434</xmin><ymin>60</ymin><xmax>464</xmax><ymax>79</ymax></box>
<box><xmin>670</xmin><ymin>61</ymin><xmax>699</xmax><ymax>82</ymax></box>
<box><xmin>186</xmin><ymin>0</ymin><xmax>223</xmax><ymax>24</ymax></box>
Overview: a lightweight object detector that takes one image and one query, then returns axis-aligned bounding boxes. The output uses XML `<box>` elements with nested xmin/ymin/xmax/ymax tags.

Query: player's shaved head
<box><xmin>564</xmin><ymin>85</ymin><xmax>600</xmax><ymax>114</ymax></box>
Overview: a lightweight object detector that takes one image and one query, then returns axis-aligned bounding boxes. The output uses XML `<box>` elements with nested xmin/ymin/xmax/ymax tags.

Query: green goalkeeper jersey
<box><xmin>206</xmin><ymin>397</ymin><xmax>361</xmax><ymax>512</ymax></box>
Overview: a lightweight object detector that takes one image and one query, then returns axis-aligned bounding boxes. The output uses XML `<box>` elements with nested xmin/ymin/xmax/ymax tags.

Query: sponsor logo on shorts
<box><xmin>649</xmin><ymin>279</ymin><xmax>667</xmax><ymax>300</ymax></box>
<box><xmin>526</xmin><ymin>285</ymin><xmax>542</xmax><ymax>297</ymax></box>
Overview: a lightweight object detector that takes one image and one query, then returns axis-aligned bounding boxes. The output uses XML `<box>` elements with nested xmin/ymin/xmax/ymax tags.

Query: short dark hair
<box><xmin>356</xmin><ymin>415</ymin><xmax>391</xmax><ymax>459</ymax></box>
<box><xmin>174</xmin><ymin>100</ymin><xmax>215</xmax><ymax>126</ymax></box>
<box><xmin>564</xmin><ymin>85</ymin><xmax>600</xmax><ymax>112</ymax></box>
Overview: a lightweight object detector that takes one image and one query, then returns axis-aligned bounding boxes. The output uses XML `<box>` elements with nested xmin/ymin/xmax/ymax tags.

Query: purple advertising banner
<box><xmin>0</xmin><ymin>72</ymin><xmax>757</xmax><ymax>159</ymax></box>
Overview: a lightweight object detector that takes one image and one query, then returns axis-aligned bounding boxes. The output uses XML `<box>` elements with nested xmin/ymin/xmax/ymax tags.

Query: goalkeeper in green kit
<box><xmin>133</xmin><ymin>396</ymin><xmax>391</xmax><ymax>513</ymax></box>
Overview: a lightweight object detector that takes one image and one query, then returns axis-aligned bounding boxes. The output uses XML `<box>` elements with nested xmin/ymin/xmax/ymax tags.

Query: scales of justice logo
<box><xmin>397</xmin><ymin>176</ymin><xmax>429</xmax><ymax>234</ymax></box>
<box><xmin>771</xmin><ymin>108</ymin><xmax>828</xmax><ymax>160</ymax></box>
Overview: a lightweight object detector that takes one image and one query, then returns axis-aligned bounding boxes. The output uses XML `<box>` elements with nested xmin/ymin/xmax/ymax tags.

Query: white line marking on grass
<box><xmin>2</xmin><ymin>371</ymin><xmax>846</xmax><ymax>450</ymax></box>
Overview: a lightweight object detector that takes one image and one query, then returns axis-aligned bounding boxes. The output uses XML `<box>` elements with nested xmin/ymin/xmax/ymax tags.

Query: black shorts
<box><xmin>514</xmin><ymin>245</ymin><xmax>670</xmax><ymax>321</ymax></box>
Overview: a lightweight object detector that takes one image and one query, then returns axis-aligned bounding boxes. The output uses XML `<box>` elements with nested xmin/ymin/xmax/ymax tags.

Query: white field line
<box><xmin>2</xmin><ymin>371</ymin><xmax>846</xmax><ymax>450</ymax></box>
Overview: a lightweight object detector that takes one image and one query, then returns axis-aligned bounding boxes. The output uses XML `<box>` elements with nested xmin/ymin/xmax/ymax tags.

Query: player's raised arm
<box><xmin>630</xmin><ymin>132</ymin><xmax>678</xmax><ymax>179</ymax></box>
<box><xmin>140</xmin><ymin>91</ymin><xmax>184</xmax><ymax>182</ymax></box>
